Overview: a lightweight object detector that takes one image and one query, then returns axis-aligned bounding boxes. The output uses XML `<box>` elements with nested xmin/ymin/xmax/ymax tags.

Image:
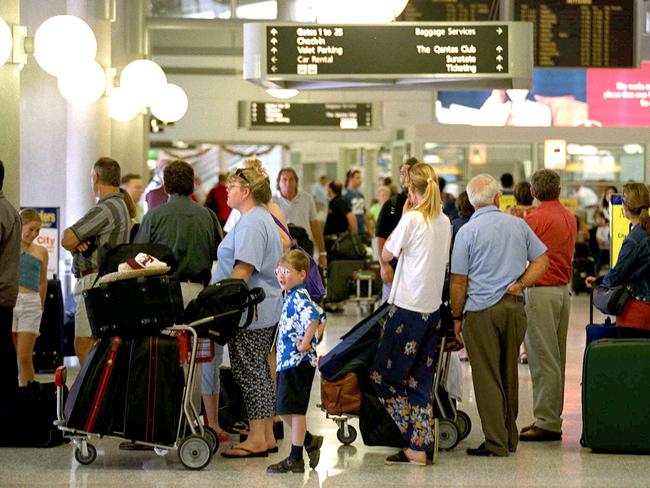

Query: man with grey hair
<box><xmin>519</xmin><ymin>169</ymin><xmax>576</xmax><ymax>442</ymax></box>
<box><xmin>62</xmin><ymin>157</ymin><xmax>130</xmax><ymax>365</ymax></box>
<box><xmin>450</xmin><ymin>173</ymin><xmax>549</xmax><ymax>457</ymax></box>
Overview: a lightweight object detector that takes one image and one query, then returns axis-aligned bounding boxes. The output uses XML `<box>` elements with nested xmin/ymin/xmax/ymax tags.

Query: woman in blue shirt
<box><xmin>213</xmin><ymin>160</ymin><xmax>284</xmax><ymax>458</ymax></box>
<box><xmin>588</xmin><ymin>183</ymin><xmax>650</xmax><ymax>329</ymax></box>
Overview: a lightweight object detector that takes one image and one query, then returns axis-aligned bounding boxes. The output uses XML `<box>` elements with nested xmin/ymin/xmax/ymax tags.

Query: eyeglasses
<box><xmin>226</xmin><ymin>183</ymin><xmax>242</xmax><ymax>191</ymax></box>
<box><xmin>274</xmin><ymin>266</ymin><xmax>293</xmax><ymax>277</ymax></box>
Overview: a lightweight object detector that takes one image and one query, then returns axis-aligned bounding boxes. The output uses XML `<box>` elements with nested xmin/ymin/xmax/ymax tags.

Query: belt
<box><xmin>74</xmin><ymin>268</ymin><xmax>97</xmax><ymax>278</ymax></box>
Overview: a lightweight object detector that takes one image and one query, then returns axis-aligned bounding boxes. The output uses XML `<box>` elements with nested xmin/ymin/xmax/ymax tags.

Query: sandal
<box><xmin>222</xmin><ymin>447</ymin><xmax>269</xmax><ymax>458</ymax></box>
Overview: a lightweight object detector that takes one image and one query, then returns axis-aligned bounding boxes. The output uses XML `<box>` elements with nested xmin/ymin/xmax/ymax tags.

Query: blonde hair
<box><xmin>278</xmin><ymin>249</ymin><xmax>310</xmax><ymax>274</ymax></box>
<box><xmin>228</xmin><ymin>158</ymin><xmax>272</xmax><ymax>205</ymax></box>
<box><xmin>408</xmin><ymin>163</ymin><xmax>442</xmax><ymax>221</ymax></box>
<box><xmin>20</xmin><ymin>208</ymin><xmax>41</xmax><ymax>226</ymax></box>
<box><xmin>622</xmin><ymin>182</ymin><xmax>650</xmax><ymax>233</ymax></box>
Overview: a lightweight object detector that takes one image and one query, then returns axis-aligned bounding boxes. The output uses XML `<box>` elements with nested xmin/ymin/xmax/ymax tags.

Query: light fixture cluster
<box><xmin>0</xmin><ymin>15</ymin><xmax>188</xmax><ymax>123</ymax></box>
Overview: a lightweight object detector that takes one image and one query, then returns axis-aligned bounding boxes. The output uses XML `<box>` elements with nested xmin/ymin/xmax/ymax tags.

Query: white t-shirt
<box><xmin>385</xmin><ymin>210</ymin><xmax>451</xmax><ymax>313</ymax></box>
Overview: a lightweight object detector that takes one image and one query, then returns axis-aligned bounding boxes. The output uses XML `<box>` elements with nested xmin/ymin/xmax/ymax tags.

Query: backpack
<box><xmin>184</xmin><ymin>279</ymin><xmax>265</xmax><ymax>345</ymax></box>
<box><xmin>330</xmin><ymin>232</ymin><xmax>367</xmax><ymax>260</ymax></box>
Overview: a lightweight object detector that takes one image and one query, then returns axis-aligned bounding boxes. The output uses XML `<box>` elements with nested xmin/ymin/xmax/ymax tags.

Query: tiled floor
<box><xmin>1</xmin><ymin>295</ymin><xmax>648</xmax><ymax>487</ymax></box>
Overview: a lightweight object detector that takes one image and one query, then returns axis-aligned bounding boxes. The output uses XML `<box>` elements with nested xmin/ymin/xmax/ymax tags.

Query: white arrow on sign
<box><xmin>496</xmin><ymin>54</ymin><xmax>503</xmax><ymax>62</ymax></box>
<box><xmin>270</xmin><ymin>38</ymin><xmax>278</xmax><ymax>45</ymax></box>
<box><xmin>496</xmin><ymin>27</ymin><xmax>503</xmax><ymax>35</ymax></box>
<box><xmin>271</xmin><ymin>47</ymin><xmax>278</xmax><ymax>54</ymax></box>
<box><xmin>270</xmin><ymin>28</ymin><xmax>278</xmax><ymax>35</ymax></box>
<box><xmin>271</xmin><ymin>66</ymin><xmax>278</xmax><ymax>72</ymax></box>
<box><xmin>496</xmin><ymin>46</ymin><xmax>503</xmax><ymax>52</ymax></box>
<box><xmin>271</xmin><ymin>57</ymin><xmax>277</xmax><ymax>63</ymax></box>
<box><xmin>496</xmin><ymin>64</ymin><xmax>503</xmax><ymax>71</ymax></box>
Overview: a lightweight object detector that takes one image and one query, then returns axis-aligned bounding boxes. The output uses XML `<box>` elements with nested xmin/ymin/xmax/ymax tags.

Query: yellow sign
<box><xmin>609</xmin><ymin>194</ymin><xmax>631</xmax><ymax>268</ymax></box>
<box><xmin>499</xmin><ymin>192</ymin><xmax>516</xmax><ymax>212</ymax></box>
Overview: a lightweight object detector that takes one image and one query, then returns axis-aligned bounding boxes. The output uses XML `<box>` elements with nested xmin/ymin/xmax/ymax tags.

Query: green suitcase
<box><xmin>581</xmin><ymin>339</ymin><xmax>650</xmax><ymax>453</ymax></box>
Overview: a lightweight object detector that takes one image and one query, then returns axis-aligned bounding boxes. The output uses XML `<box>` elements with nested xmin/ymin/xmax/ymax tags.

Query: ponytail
<box><xmin>408</xmin><ymin>163</ymin><xmax>442</xmax><ymax>222</ymax></box>
<box><xmin>639</xmin><ymin>208</ymin><xmax>650</xmax><ymax>234</ymax></box>
<box><xmin>120</xmin><ymin>188</ymin><xmax>137</xmax><ymax>219</ymax></box>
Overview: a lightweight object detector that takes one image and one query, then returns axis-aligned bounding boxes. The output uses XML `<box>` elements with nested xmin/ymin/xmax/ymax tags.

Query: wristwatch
<box><xmin>319</xmin><ymin>252</ymin><xmax>327</xmax><ymax>256</ymax></box>
<box><xmin>452</xmin><ymin>315</ymin><xmax>462</xmax><ymax>321</ymax></box>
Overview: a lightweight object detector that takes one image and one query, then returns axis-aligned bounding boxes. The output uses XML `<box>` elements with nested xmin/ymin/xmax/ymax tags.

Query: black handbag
<box><xmin>592</xmin><ymin>280</ymin><xmax>631</xmax><ymax>316</ymax></box>
<box><xmin>330</xmin><ymin>232</ymin><xmax>367</xmax><ymax>260</ymax></box>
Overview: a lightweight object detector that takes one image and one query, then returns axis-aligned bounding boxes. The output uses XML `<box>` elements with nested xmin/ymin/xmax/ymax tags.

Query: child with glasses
<box><xmin>267</xmin><ymin>249</ymin><xmax>324</xmax><ymax>474</ymax></box>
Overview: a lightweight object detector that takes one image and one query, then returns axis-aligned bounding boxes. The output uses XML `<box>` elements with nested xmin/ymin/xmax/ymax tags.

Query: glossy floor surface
<box><xmin>1</xmin><ymin>294</ymin><xmax>648</xmax><ymax>487</ymax></box>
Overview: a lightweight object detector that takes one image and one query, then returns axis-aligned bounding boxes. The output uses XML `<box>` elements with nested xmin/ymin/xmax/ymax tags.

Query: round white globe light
<box><xmin>120</xmin><ymin>59</ymin><xmax>167</xmax><ymax>108</ymax></box>
<box><xmin>33</xmin><ymin>15</ymin><xmax>97</xmax><ymax>77</ymax></box>
<box><xmin>266</xmin><ymin>88</ymin><xmax>299</xmax><ymax>99</ymax></box>
<box><xmin>150</xmin><ymin>83</ymin><xmax>188</xmax><ymax>123</ymax></box>
<box><xmin>313</xmin><ymin>0</ymin><xmax>409</xmax><ymax>22</ymax></box>
<box><xmin>57</xmin><ymin>61</ymin><xmax>106</xmax><ymax>105</ymax></box>
<box><xmin>0</xmin><ymin>17</ymin><xmax>12</xmax><ymax>68</ymax></box>
<box><xmin>109</xmin><ymin>86</ymin><xmax>143</xmax><ymax>121</ymax></box>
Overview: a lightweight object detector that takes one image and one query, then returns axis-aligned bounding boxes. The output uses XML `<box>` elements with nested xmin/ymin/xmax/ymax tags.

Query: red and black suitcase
<box><xmin>122</xmin><ymin>335</ymin><xmax>185</xmax><ymax>446</ymax></box>
<box><xmin>65</xmin><ymin>337</ymin><xmax>130</xmax><ymax>436</ymax></box>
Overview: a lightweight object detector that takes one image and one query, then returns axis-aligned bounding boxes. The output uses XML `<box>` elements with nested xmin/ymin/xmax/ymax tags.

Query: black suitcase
<box><xmin>581</xmin><ymin>339</ymin><xmax>650</xmax><ymax>452</ymax></box>
<box><xmin>326</xmin><ymin>259</ymin><xmax>366</xmax><ymax>303</ymax></box>
<box><xmin>123</xmin><ymin>335</ymin><xmax>184</xmax><ymax>446</ymax></box>
<box><xmin>319</xmin><ymin>302</ymin><xmax>390</xmax><ymax>381</ymax></box>
<box><xmin>65</xmin><ymin>337</ymin><xmax>130</xmax><ymax>435</ymax></box>
<box><xmin>83</xmin><ymin>275</ymin><xmax>183</xmax><ymax>338</ymax></box>
<box><xmin>218</xmin><ymin>366</ymin><xmax>248</xmax><ymax>433</ymax></box>
<box><xmin>0</xmin><ymin>381</ymin><xmax>68</xmax><ymax>447</ymax></box>
<box><xmin>33</xmin><ymin>279</ymin><xmax>65</xmax><ymax>373</ymax></box>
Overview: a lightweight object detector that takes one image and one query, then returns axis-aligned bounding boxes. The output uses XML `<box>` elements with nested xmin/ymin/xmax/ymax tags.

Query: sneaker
<box><xmin>305</xmin><ymin>435</ymin><xmax>324</xmax><ymax>469</ymax></box>
<box><xmin>266</xmin><ymin>456</ymin><xmax>305</xmax><ymax>474</ymax></box>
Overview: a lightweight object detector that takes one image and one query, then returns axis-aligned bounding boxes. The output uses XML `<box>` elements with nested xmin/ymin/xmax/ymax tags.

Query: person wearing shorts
<box><xmin>12</xmin><ymin>208</ymin><xmax>48</xmax><ymax>386</ymax></box>
<box><xmin>266</xmin><ymin>250</ymin><xmax>324</xmax><ymax>474</ymax></box>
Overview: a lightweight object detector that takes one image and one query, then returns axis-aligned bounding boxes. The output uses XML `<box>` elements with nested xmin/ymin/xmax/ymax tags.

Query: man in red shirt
<box><xmin>205</xmin><ymin>173</ymin><xmax>231</xmax><ymax>228</ymax></box>
<box><xmin>520</xmin><ymin>169</ymin><xmax>576</xmax><ymax>442</ymax></box>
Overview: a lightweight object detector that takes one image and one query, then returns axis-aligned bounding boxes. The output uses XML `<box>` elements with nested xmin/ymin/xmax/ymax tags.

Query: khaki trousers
<box><xmin>524</xmin><ymin>285</ymin><xmax>571</xmax><ymax>433</ymax></box>
<box><xmin>463</xmin><ymin>295</ymin><xmax>527</xmax><ymax>456</ymax></box>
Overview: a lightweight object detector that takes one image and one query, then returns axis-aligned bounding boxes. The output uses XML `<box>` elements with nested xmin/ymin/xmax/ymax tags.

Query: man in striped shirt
<box><xmin>62</xmin><ymin>157</ymin><xmax>130</xmax><ymax>365</ymax></box>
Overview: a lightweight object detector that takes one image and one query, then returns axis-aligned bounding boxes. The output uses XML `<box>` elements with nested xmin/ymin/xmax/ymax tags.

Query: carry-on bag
<box><xmin>319</xmin><ymin>302</ymin><xmax>390</xmax><ymax>381</ymax></box>
<box><xmin>572</xmin><ymin>256</ymin><xmax>595</xmax><ymax>294</ymax></box>
<box><xmin>218</xmin><ymin>366</ymin><xmax>248</xmax><ymax>433</ymax></box>
<box><xmin>84</xmin><ymin>274</ymin><xmax>184</xmax><ymax>337</ymax></box>
<box><xmin>321</xmin><ymin>372</ymin><xmax>362</xmax><ymax>415</ymax></box>
<box><xmin>585</xmin><ymin>287</ymin><xmax>650</xmax><ymax>345</ymax></box>
<box><xmin>581</xmin><ymin>339</ymin><xmax>650</xmax><ymax>453</ymax></box>
<box><xmin>358</xmin><ymin>392</ymin><xmax>407</xmax><ymax>448</ymax></box>
<box><xmin>122</xmin><ymin>335</ymin><xmax>185</xmax><ymax>446</ymax></box>
<box><xmin>329</xmin><ymin>232</ymin><xmax>367</xmax><ymax>260</ymax></box>
<box><xmin>65</xmin><ymin>337</ymin><xmax>130</xmax><ymax>435</ymax></box>
<box><xmin>326</xmin><ymin>259</ymin><xmax>366</xmax><ymax>304</ymax></box>
<box><xmin>33</xmin><ymin>278</ymin><xmax>65</xmax><ymax>373</ymax></box>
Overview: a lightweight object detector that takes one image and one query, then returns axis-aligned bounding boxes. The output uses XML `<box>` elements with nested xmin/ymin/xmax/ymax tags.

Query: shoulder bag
<box><xmin>592</xmin><ymin>277</ymin><xmax>631</xmax><ymax>316</ymax></box>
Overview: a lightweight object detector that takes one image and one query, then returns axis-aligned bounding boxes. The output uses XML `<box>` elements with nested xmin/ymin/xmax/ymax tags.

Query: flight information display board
<box><xmin>248</xmin><ymin>102</ymin><xmax>373</xmax><ymax>128</ymax></box>
<box><xmin>398</xmin><ymin>0</ymin><xmax>495</xmax><ymax>21</ymax></box>
<box><xmin>514</xmin><ymin>0</ymin><xmax>635</xmax><ymax>67</ymax></box>
<box><xmin>266</xmin><ymin>24</ymin><xmax>510</xmax><ymax>76</ymax></box>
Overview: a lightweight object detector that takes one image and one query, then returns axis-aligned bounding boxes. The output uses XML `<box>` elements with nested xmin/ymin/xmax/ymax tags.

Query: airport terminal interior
<box><xmin>1</xmin><ymin>0</ymin><xmax>650</xmax><ymax>486</ymax></box>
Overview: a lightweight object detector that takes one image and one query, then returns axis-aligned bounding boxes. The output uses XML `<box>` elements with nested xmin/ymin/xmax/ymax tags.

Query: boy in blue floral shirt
<box><xmin>267</xmin><ymin>250</ymin><xmax>324</xmax><ymax>474</ymax></box>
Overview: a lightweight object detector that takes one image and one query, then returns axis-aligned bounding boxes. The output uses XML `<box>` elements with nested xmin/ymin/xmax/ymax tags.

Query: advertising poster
<box><xmin>21</xmin><ymin>207</ymin><xmax>60</xmax><ymax>279</ymax></box>
<box><xmin>609</xmin><ymin>195</ymin><xmax>631</xmax><ymax>268</ymax></box>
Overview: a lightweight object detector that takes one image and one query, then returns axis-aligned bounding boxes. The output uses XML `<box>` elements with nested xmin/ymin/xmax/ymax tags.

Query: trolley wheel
<box><xmin>178</xmin><ymin>435</ymin><xmax>212</xmax><ymax>470</ymax></box>
<box><xmin>203</xmin><ymin>426</ymin><xmax>220</xmax><ymax>454</ymax></box>
<box><xmin>74</xmin><ymin>443</ymin><xmax>97</xmax><ymax>465</ymax></box>
<box><xmin>336</xmin><ymin>424</ymin><xmax>357</xmax><ymax>445</ymax></box>
<box><xmin>455</xmin><ymin>410</ymin><xmax>472</xmax><ymax>440</ymax></box>
<box><xmin>437</xmin><ymin>419</ymin><xmax>460</xmax><ymax>450</ymax></box>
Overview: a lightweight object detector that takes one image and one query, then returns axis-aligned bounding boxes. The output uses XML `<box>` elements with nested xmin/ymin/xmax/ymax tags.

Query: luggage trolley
<box><xmin>55</xmin><ymin>316</ymin><xmax>224</xmax><ymax>470</ymax></box>
<box><xmin>54</xmin><ymin>280</ymin><xmax>265</xmax><ymax>470</ymax></box>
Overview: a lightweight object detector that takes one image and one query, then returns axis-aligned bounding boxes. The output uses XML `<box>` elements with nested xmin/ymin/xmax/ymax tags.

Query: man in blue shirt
<box><xmin>450</xmin><ymin>174</ymin><xmax>548</xmax><ymax>457</ymax></box>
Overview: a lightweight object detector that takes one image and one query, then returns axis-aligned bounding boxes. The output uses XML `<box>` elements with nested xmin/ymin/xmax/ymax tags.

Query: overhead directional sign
<box><xmin>266</xmin><ymin>24</ymin><xmax>508</xmax><ymax>75</ymax></box>
<box><xmin>240</xmin><ymin>102</ymin><xmax>375</xmax><ymax>130</ymax></box>
<box><xmin>398</xmin><ymin>0</ymin><xmax>495</xmax><ymax>22</ymax></box>
<box><xmin>244</xmin><ymin>22</ymin><xmax>534</xmax><ymax>91</ymax></box>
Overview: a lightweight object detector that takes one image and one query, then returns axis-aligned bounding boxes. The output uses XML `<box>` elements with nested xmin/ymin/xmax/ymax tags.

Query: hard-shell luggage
<box><xmin>33</xmin><ymin>278</ymin><xmax>65</xmax><ymax>373</ymax></box>
<box><xmin>572</xmin><ymin>256</ymin><xmax>595</xmax><ymax>294</ymax></box>
<box><xmin>84</xmin><ymin>275</ymin><xmax>183</xmax><ymax>338</ymax></box>
<box><xmin>326</xmin><ymin>259</ymin><xmax>366</xmax><ymax>303</ymax></box>
<box><xmin>581</xmin><ymin>339</ymin><xmax>650</xmax><ymax>453</ymax></box>
<box><xmin>123</xmin><ymin>335</ymin><xmax>184</xmax><ymax>446</ymax></box>
<box><xmin>65</xmin><ymin>337</ymin><xmax>130</xmax><ymax>436</ymax></box>
<box><xmin>319</xmin><ymin>302</ymin><xmax>390</xmax><ymax>381</ymax></box>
